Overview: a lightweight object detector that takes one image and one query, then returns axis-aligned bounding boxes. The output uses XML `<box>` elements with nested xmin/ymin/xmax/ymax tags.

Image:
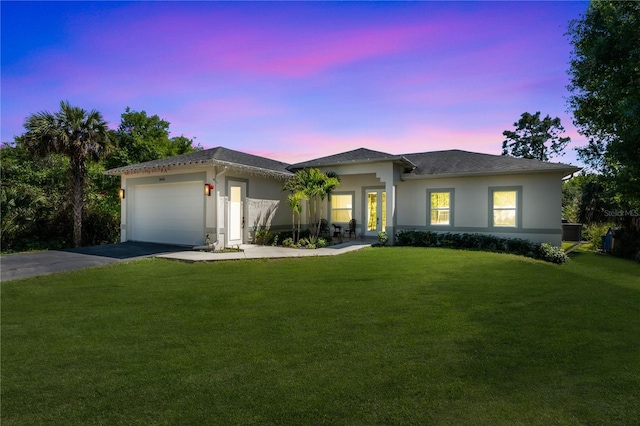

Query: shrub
<box><xmin>299</xmin><ymin>229</ymin><xmax>311</xmax><ymax>240</ymax></box>
<box><xmin>395</xmin><ymin>230</ymin><xmax>438</xmax><ymax>247</ymax></box>
<box><xmin>395</xmin><ymin>230</ymin><xmax>567</xmax><ymax>264</ymax></box>
<box><xmin>317</xmin><ymin>237</ymin><xmax>328</xmax><ymax>248</ymax></box>
<box><xmin>282</xmin><ymin>237</ymin><xmax>296</xmax><ymax>248</ymax></box>
<box><xmin>378</xmin><ymin>231</ymin><xmax>389</xmax><ymax>246</ymax></box>
<box><xmin>538</xmin><ymin>243</ymin><xmax>569</xmax><ymax>264</ymax></box>
<box><xmin>582</xmin><ymin>222</ymin><xmax>614</xmax><ymax>251</ymax></box>
<box><xmin>273</xmin><ymin>230</ymin><xmax>293</xmax><ymax>245</ymax></box>
<box><xmin>253</xmin><ymin>228</ymin><xmax>273</xmax><ymax>245</ymax></box>
<box><xmin>505</xmin><ymin>238</ymin><xmax>538</xmax><ymax>256</ymax></box>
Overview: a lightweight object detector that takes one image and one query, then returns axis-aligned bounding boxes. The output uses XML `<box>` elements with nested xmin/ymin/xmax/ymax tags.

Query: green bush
<box><xmin>582</xmin><ymin>222</ymin><xmax>614</xmax><ymax>251</ymax></box>
<box><xmin>537</xmin><ymin>243</ymin><xmax>569</xmax><ymax>264</ymax></box>
<box><xmin>274</xmin><ymin>230</ymin><xmax>294</xmax><ymax>245</ymax></box>
<box><xmin>253</xmin><ymin>228</ymin><xmax>273</xmax><ymax>246</ymax></box>
<box><xmin>378</xmin><ymin>231</ymin><xmax>389</xmax><ymax>246</ymax></box>
<box><xmin>395</xmin><ymin>230</ymin><xmax>565</xmax><ymax>264</ymax></box>
<box><xmin>282</xmin><ymin>237</ymin><xmax>296</xmax><ymax>248</ymax></box>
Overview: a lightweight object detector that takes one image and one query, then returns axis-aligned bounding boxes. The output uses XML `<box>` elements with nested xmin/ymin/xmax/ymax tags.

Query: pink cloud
<box><xmin>222</xmin><ymin>24</ymin><xmax>441</xmax><ymax>78</ymax></box>
<box><xmin>67</xmin><ymin>3</ymin><xmax>449</xmax><ymax>80</ymax></box>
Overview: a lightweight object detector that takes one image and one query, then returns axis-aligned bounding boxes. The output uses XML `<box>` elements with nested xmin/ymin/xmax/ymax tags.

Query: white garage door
<box><xmin>131</xmin><ymin>182</ymin><xmax>204</xmax><ymax>246</ymax></box>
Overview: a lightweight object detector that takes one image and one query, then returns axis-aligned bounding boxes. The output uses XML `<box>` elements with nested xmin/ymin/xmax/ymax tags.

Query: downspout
<box><xmin>214</xmin><ymin>164</ymin><xmax>228</xmax><ymax>183</ymax></box>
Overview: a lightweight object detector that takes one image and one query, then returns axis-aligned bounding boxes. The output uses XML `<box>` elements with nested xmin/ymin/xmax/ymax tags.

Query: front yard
<box><xmin>2</xmin><ymin>248</ymin><xmax>639</xmax><ymax>425</ymax></box>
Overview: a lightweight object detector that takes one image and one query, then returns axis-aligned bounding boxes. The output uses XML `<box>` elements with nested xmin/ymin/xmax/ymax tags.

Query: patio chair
<box><xmin>345</xmin><ymin>219</ymin><xmax>356</xmax><ymax>238</ymax></box>
<box><xmin>319</xmin><ymin>219</ymin><xmax>330</xmax><ymax>237</ymax></box>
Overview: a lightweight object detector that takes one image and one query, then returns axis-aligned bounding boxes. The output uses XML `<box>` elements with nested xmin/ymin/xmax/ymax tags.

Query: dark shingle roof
<box><xmin>403</xmin><ymin>150</ymin><xmax>580</xmax><ymax>177</ymax></box>
<box><xmin>289</xmin><ymin>147</ymin><xmax>416</xmax><ymax>170</ymax></box>
<box><xmin>105</xmin><ymin>146</ymin><xmax>293</xmax><ymax>177</ymax></box>
<box><xmin>105</xmin><ymin>146</ymin><xmax>580</xmax><ymax>179</ymax></box>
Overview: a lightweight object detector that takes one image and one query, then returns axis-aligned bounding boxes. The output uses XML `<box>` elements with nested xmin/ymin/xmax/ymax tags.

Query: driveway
<box><xmin>0</xmin><ymin>242</ymin><xmax>192</xmax><ymax>282</ymax></box>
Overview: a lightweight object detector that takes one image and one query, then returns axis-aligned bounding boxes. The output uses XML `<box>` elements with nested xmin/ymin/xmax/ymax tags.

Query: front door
<box><xmin>227</xmin><ymin>181</ymin><xmax>246</xmax><ymax>246</ymax></box>
<box><xmin>365</xmin><ymin>189</ymin><xmax>386</xmax><ymax>237</ymax></box>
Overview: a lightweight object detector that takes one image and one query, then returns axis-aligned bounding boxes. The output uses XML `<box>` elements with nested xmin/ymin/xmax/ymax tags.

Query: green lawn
<box><xmin>2</xmin><ymin>248</ymin><xmax>639</xmax><ymax>425</ymax></box>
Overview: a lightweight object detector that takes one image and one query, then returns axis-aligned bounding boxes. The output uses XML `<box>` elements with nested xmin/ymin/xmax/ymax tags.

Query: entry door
<box><xmin>365</xmin><ymin>189</ymin><xmax>386</xmax><ymax>237</ymax></box>
<box><xmin>227</xmin><ymin>182</ymin><xmax>246</xmax><ymax>246</ymax></box>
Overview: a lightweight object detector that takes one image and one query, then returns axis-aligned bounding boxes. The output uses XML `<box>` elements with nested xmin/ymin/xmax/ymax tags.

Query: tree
<box><xmin>502</xmin><ymin>112</ymin><xmax>570</xmax><ymax>161</ymax></box>
<box><xmin>22</xmin><ymin>101</ymin><xmax>111</xmax><ymax>247</ymax></box>
<box><xmin>567</xmin><ymin>1</ymin><xmax>640</xmax><ymax>208</ymax></box>
<box><xmin>1</xmin><ymin>140</ymin><xmax>75</xmax><ymax>251</ymax></box>
<box><xmin>282</xmin><ymin>168</ymin><xmax>340</xmax><ymax>239</ymax></box>
<box><xmin>286</xmin><ymin>191</ymin><xmax>303</xmax><ymax>243</ymax></box>
<box><xmin>106</xmin><ymin>107</ymin><xmax>200</xmax><ymax>169</ymax></box>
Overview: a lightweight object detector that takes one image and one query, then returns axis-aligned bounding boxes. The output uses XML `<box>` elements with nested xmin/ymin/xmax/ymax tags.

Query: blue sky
<box><xmin>1</xmin><ymin>1</ymin><xmax>588</xmax><ymax>164</ymax></box>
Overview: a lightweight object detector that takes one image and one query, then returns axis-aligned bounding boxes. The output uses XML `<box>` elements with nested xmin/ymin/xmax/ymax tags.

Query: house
<box><xmin>105</xmin><ymin>146</ymin><xmax>580</xmax><ymax>247</ymax></box>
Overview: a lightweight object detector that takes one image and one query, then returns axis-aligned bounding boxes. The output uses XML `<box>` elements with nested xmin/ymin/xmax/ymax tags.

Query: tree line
<box><xmin>1</xmin><ymin>103</ymin><xmax>200</xmax><ymax>252</ymax></box>
<box><xmin>501</xmin><ymin>1</ymin><xmax>639</xmax><ymax>261</ymax></box>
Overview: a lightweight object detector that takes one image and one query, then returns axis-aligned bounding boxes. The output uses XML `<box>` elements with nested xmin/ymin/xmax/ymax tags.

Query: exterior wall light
<box><xmin>205</xmin><ymin>183</ymin><xmax>214</xmax><ymax>196</ymax></box>
<box><xmin>119</xmin><ymin>188</ymin><xmax>125</xmax><ymax>199</ymax></box>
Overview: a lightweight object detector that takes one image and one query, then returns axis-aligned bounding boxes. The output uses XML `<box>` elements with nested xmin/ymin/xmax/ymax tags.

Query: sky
<box><xmin>1</xmin><ymin>1</ymin><xmax>589</xmax><ymax>165</ymax></box>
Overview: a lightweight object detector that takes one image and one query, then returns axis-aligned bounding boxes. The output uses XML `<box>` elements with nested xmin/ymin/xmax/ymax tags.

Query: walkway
<box><xmin>157</xmin><ymin>240</ymin><xmax>372</xmax><ymax>262</ymax></box>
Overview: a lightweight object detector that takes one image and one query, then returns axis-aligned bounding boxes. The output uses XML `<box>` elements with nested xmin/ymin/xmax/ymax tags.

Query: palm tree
<box><xmin>22</xmin><ymin>101</ymin><xmax>111</xmax><ymax>247</ymax></box>
<box><xmin>286</xmin><ymin>191</ymin><xmax>303</xmax><ymax>243</ymax></box>
<box><xmin>283</xmin><ymin>172</ymin><xmax>307</xmax><ymax>243</ymax></box>
<box><xmin>314</xmin><ymin>170</ymin><xmax>340</xmax><ymax>237</ymax></box>
<box><xmin>283</xmin><ymin>168</ymin><xmax>340</xmax><ymax>239</ymax></box>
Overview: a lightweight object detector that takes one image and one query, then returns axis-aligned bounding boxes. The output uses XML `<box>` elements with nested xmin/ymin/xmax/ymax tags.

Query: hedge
<box><xmin>395</xmin><ymin>230</ymin><xmax>568</xmax><ymax>264</ymax></box>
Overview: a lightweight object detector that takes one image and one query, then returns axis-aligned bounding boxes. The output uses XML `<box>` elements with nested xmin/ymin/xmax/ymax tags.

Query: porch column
<box><xmin>376</xmin><ymin>164</ymin><xmax>397</xmax><ymax>245</ymax></box>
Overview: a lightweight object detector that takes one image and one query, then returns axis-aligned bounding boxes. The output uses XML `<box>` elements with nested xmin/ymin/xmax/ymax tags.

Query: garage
<box><xmin>130</xmin><ymin>181</ymin><xmax>204</xmax><ymax>246</ymax></box>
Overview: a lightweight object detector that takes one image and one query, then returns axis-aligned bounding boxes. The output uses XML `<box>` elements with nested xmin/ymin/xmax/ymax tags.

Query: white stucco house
<box><xmin>105</xmin><ymin>146</ymin><xmax>580</xmax><ymax>247</ymax></box>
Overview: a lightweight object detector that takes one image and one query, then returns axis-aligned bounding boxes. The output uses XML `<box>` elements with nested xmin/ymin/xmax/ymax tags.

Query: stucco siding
<box><xmin>120</xmin><ymin>166</ymin><xmax>291</xmax><ymax>246</ymax></box>
<box><xmin>396</xmin><ymin>172</ymin><xmax>565</xmax><ymax>245</ymax></box>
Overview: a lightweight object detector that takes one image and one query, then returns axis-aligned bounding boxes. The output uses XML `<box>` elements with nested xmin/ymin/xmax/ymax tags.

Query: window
<box><xmin>492</xmin><ymin>189</ymin><xmax>519</xmax><ymax>227</ymax></box>
<box><xmin>331</xmin><ymin>193</ymin><xmax>353</xmax><ymax>223</ymax></box>
<box><xmin>430</xmin><ymin>191</ymin><xmax>451</xmax><ymax>225</ymax></box>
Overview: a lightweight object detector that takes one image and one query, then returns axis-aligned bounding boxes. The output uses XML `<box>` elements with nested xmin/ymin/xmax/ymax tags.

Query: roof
<box><xmin>288</xmin><ymin>147</ymin><xmax>416</xmax><ymax>170</ymax></box>
<box><xmin>105</xmin><ymin>146</ymin><xmax>580</xmax><ymax>179</ymax></box>
<box><xmin>104</xmin><ymin>146</ymin><xmax>293</xmax><ymax>178</ymax></box>
<box><xmin>402</xmin><ymin>150</ymin><xmax>580</xmax><ymax>178</ymax></box>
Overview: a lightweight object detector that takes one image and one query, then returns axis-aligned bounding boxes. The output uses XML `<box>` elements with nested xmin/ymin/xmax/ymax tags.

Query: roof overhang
<box><xmin>288</xmin><ymin>155</ymin><xmax>416</xmax><ymax>172</ymax></box>
<box><xmin>401</xmin><ymin>165</ymin><xmax>582</xmax><ymax>180</ymax></box>
<box><xmin>105</xmin><ymin>158</ymin><xmax>293</xmax><ymax>179</ymax></box>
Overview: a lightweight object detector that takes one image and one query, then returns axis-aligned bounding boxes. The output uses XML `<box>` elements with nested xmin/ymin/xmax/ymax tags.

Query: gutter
<box><xmin>400</xmin><ymin>166</ymin><xmax>582</xmax><ymax>180</ymax></box>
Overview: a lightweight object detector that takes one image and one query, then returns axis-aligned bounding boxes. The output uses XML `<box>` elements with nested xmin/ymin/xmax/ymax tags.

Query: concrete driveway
<box><xmin>0</xmin><ymin>242</ymin><xmax>192</xmax><ymax>282</ymax></box>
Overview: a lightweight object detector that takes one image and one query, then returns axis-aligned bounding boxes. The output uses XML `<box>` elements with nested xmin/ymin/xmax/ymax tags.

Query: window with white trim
<box><xmin>429</xmin><ymin>191</ymin><xmax>451</xmax><ymax>225</ymax></box>
<box><xmin>492</xmin><ymin>190</ymin><xmax>518</xmax><ymax>227</ymax></box>
<box><xmin>331</xmin><ymin>193</ymin><xmax>353</xmax><ymax>223</ymax></box>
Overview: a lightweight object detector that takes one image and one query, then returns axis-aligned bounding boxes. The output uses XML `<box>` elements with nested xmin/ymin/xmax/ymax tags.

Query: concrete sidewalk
<box><xmin>157</xmin><ymin>240</ymin><xmax>372</xmax><ymax>262</ymax></box>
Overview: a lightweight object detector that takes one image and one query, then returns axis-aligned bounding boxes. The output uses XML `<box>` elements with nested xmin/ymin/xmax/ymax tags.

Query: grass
<box><xmin>2</xmin><ymin>248</ymin><xmax>639</xmax><ymax>425</ymax></box>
